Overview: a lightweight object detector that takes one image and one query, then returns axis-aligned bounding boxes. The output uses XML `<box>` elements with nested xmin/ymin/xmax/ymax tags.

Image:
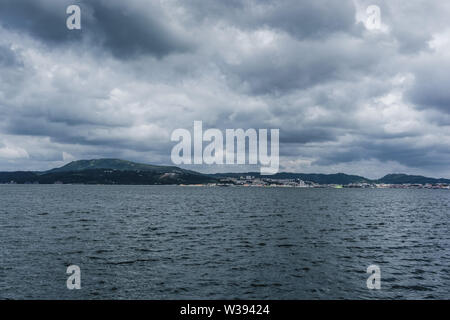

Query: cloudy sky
<box><xmin>0</xmin><ymin>0</ymin><xmax>449</xmax><ymax>178</ymax></box>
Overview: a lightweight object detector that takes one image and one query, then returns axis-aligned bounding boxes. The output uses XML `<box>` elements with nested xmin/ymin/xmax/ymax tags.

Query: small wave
<box><xmin>391</xmin><ymin>284</ymin><xmax>433</xmax><ymax>292</ymax></box>
<box><xmin>109</xmin><ymin>258</ymin><xmax>158</xmax><ymax>265</ymax></box>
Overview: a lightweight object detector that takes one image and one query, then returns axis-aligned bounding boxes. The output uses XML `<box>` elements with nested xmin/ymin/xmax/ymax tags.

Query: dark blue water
<box><xmin>1</xmin><ymin>185</ymin><xmax>449</xmax><ymax>299</ymax></box>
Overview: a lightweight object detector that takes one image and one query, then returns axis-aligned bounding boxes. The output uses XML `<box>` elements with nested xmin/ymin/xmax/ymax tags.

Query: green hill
<box><xmin>46</xmin><ymin>158</ymin><xmax>183</xmax><ymax>174</ymax></box>
<box><xmin>376</xmin><ymin>174</ymin><xmax>450</xmax><ymax>185</ymax></box>
<box><xmin>0</xmin><ymin>159</ymin><xmax>215</xmax><ymax>185</ymax></box>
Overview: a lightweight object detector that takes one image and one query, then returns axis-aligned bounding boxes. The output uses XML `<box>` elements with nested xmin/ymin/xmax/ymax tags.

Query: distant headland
<box><xmin>0</xmin><ymin>158</ymin><xmax>449</xmax><ymax>189</ymax></box>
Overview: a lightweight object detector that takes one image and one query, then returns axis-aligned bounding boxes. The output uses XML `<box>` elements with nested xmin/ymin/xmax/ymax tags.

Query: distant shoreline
<box><xmin>2</xmin><ymin>159</ymin><xmax>450</xmax><ymax>187</ymax></box>
<box><xmin>1</xmin><ymin>182</ymin><xmax>449</xmax><ymax>189</ymax></box>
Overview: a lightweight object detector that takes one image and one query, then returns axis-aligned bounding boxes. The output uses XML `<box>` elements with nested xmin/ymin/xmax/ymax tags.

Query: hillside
<box><xmin>0</xmin><ymin>159</ymin><xmax>215</xmax><ymax>185</ymax></box>
<box><xmin>46</xmin><ymin>158</ymin><xmax>184</xmax><ymax>174</ymax></box>
<box><xmin>376</xmin><ymin>174</ymin><xmax>450</xmax><ymax>185</ymax></box>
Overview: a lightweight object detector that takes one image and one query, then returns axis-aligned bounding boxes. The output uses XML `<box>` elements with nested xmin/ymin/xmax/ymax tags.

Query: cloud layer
<box><xmin>0</xmin><ymin>0</ymin><xmax>449</xmax><ymax>178</ymax></box>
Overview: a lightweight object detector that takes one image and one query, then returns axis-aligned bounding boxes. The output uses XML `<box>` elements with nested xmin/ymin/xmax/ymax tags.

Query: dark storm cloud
<box><xmin>254</xmin><ymin>0</ymin><xmax>360</xmax><ymax>39</ymax></box>
<box><xmin>222</xmin><ymin>36</ymin><xmax>388</xmax><ymax>95</ymax></box>
<box><xmin>314</xmin><ymin>139</ymin><xmax>450</xmax><ymax>169</ymax></box>
<box><xmin>87</xmin><ymin>0</ymin><xmax>191</xmax><ymax>59</ymax></box>
<box><xmin>280</xmin><ymin>128</ymin><xmax>339</xmax><ymax>144</ymax></box>
<box><xmin>2</xmin><ymin>114</ymin><xmax>165</xmax><ymax>154</ymax></box>
<box><xmin>408</xmin><ymin>64</ymin><xmax>450</xmax><ymax>114</ymax></box>
<box><xmin>184</xmin><ymin>0</ymin><xmax>359</xmax><ymax>39</ymax></box>
<box><xmin>0</xmin><ymin>0</ymin><xmax>72</xmax><ymax>42</ymax></box>
<box><xmin>3</xmin><ymin>116</ymin><xmax>79</xmax><ymax>139</ymax></box>
<box><xmin>0</xmin><ymin>0</ymin><xmax>191</xmax><ymax>59</ymax></box>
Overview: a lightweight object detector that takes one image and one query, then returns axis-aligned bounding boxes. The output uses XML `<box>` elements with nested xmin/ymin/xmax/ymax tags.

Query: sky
<box><xmin>0</xmin><ymin>0</ymin><xmax>449</xmax><ymax>179</ymax></box>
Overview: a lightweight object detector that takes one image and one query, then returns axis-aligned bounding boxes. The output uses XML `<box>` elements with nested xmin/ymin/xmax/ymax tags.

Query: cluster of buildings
<box><xmin>210</xmin><ymin>176</ymin><xmax>450</xmax><ymax>189</ymax></box>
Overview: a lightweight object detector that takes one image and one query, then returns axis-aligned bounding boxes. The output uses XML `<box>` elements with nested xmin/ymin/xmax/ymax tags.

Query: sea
<box><xmin>1</xmin><ymin>185</ymin><xmax>449</xmax><ymax>299</ymax></box>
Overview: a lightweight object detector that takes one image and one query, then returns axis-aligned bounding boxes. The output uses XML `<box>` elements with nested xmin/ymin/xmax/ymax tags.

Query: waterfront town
<box><xmin>200</xmin><ymin>176</ymin><xmax>450</xmax><ymax>189</ymax></box>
